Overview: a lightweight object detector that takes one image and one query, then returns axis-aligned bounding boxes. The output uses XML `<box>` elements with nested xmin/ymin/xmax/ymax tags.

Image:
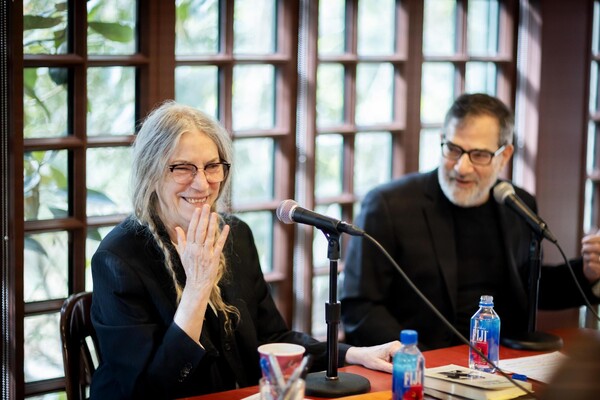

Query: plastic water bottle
<box><xmin>469</xmin><ymin>295</ymin><xmax>500</xmax><ymax>373</ymax></box>
<box><xmin>392</xmin><ymin>329</ymin><xmax>424</xmax><ymax>400</ymax></box>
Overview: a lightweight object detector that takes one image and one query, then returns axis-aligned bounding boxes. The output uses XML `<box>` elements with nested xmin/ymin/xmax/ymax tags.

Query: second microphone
<box><xmin>276</xmin><ymin>200</ymin><xmax>365</xmax><ymax>237</ymax></box>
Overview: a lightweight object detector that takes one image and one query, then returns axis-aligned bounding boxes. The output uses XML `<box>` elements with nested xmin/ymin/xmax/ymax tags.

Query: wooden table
<box><xmin>180</xmin><ymin>328</ymin><xmax>599</xmax><ymax>400</ymax></box>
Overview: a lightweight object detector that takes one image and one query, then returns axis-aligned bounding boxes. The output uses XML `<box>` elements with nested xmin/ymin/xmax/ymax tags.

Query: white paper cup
<box><xmin>257</xmin><ymin>343</ymin><xmax>305</xmax><ymax>378</ymax></box>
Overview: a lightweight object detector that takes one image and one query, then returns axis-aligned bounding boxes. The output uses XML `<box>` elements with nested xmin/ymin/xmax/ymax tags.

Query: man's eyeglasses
<box><xmin>441</xmin><ymin>140</ymin><xmax>506</xmax><ymax>166</ymax></box>
<box><xmin>168</xmin><ymin>162</ymin><xmax>231</xmax><ymax>184</ymax></box>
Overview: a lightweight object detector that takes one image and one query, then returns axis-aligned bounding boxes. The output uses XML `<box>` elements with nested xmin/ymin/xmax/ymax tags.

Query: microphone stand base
<box><xmin>304</xmin><ymin>371</ymin><xmax>370</xmax><ymax>398</ymax></box>
<box><xmin>502</xmin><ymin>331</ymin><xmax>563</xmax><ymax>351</ymax></box>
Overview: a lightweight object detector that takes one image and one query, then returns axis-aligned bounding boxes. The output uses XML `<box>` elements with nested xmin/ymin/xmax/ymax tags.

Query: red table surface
<box><xmin>179</xmin><ymin>328</ymin><xmax>599</xmax><ymax>400</ymax></box>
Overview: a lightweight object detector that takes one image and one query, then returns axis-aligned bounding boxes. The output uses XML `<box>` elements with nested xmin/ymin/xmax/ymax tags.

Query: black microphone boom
<box><xmin>276</xmin><ymin>199</ymin><xmax>365</xmax><ymax>236</ymax></box>
<box><xmin>493</xmin><ymin>182</ymin><xmax>557</xmax><ymax>243</ymax></box>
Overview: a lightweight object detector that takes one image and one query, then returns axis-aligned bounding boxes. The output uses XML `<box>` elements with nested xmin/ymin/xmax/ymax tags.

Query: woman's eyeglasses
<box><xmin>168</xmin><ymin>162</ymin><xmax>231</xmax><ymax>184</ymax></box>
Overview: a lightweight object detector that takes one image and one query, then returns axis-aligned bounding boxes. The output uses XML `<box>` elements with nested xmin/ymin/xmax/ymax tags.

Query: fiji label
<box><xmin>471</xmin><ymin>328</ymin><xmax>489</xmax><ymax>364</ymax></box>
<box><xmin>396</xmin><ymin>370</ymin><xmax>423</xmax><ymax>400</ymax></box>
<box><xmin>473</xmin><ymin>327</ymin><xmax>489</xmax><ymax>342</ymax></box>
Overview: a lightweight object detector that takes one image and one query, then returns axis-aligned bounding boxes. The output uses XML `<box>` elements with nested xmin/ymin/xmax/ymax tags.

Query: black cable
<box><xmin>363</xmin><ymin>233</ymin><xmax>538</xmax><ymax>398</ymax></box>
<box><xmin>555</xmin><ymin>243</ymin><xmax>600</xmax><ymax>321</ymax></box>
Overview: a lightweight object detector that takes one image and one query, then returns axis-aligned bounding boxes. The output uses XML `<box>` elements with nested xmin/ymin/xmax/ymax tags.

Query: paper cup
<box><xmin>257</xmin><ymin>343</ymin><xmax>305</xmax><ymax>378</ymax></box>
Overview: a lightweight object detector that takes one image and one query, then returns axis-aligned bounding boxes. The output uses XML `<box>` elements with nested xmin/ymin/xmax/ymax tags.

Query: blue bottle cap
<box><xmin>400</xmin><ymin>329</ymin><xmax>418</xmax><ymax>345</ymax></box>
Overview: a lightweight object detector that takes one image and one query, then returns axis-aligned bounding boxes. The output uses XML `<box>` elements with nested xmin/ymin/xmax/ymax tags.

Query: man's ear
<box><xmin>499</xmin><ymin>143</ymin><xmax>514</xmax><ymax>168</ymax></box>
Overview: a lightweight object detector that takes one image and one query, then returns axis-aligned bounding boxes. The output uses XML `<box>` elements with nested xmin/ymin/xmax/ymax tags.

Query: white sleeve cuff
<box><xmin>592</xmin><ymin>280</ymin><xmax>600</xmax><ymax>298</ymax></box>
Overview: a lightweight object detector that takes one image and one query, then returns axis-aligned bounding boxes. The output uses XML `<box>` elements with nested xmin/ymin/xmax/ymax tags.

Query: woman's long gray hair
<box><xmin>130</xmin><ymin>100</ymin><xmax>239</xmax><ymax>333</ymax></box>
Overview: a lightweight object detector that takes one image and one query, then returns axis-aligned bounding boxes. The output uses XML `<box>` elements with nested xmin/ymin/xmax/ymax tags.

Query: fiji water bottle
<box><xmin>469</xmin><ymin>295</ymin><xmax>500</xmax><ymax>373</ymax></box>
<box><xmin>392</xmin><ymin>329</ymin><xmax>425</xmax><ymax>400</ymax></box>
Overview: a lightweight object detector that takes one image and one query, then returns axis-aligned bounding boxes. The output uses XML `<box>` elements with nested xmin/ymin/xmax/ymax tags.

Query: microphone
<box><xmin>276</xmin><ymin>199</ymin><xmax>365</xmax><ymax>236</ymax></box>
<box><xmin>493</xmin><ymin>181</ymin><xmax>557</xmax><ymax>243</ymax></box>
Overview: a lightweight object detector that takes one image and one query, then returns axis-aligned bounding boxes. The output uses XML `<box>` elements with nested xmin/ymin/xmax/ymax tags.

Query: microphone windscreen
<box><xmin>276</xmin><ymin>199</ymin><xmax>297</xmax><ymax>224</ymax></box>
<box><xmin>493</xmin><ymin>181</ymin><xmax>516</xmax><ymax>205</ymax></box>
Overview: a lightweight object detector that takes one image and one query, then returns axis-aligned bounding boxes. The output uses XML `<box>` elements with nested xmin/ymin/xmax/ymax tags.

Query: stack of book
<box><xmin>424</xmin><ymin>364</ymin><xmax>533</xmax><ymax>400</ymax></box>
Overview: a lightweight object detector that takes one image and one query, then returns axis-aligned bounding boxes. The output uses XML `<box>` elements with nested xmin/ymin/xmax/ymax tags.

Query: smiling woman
<box><xmin>88</xmin><ymin>102</ymin><xmax>256</xmax><ymax>398</ymax></box>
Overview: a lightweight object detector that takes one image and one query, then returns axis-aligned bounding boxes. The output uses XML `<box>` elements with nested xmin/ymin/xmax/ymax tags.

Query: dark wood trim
<box><xmin>272</xmin><ymin>0</ymin><xmax>301</xmax><ymax>324</ymax></box>
<box><xmin>219</xmin><ymin>0</ymin><xmax>234</xmax><ymax>130</ymax></box>
<box><xmin>70</xmin><ymin>0</ymin><xmax>88</xmax><ymax>295</ymax></box>
<box><xmin>403</xmin><ymin>0</ymin><xmax>424</xmax><ymax>175</ymax></box>
<box><xmin>138</xmin><ymin>0</ymin><xmax>174</xmax><ymax>117</ymax></box>
<box><xmin>497</xmin><ymin>0</ymin><xmax>518</xmax><ymax>102</ymax></box>
<box><xmin>23</xmin><ymin>54</ymin><xmax>150</xmax><ymax>66</ymax></box>
<box><xmin>536</xmin><ymin>0</ymin><xmax>592</xmax><ymax>262</ymax></box>
<box><xmin>23</xmin><ymin>377</ymin><xmax>65</xmax><ymax>397</ymax></box>
<box><xmin>7</xmin><ymin>0</ymin><xmax>25</xmax><ymax>397</ymax></box>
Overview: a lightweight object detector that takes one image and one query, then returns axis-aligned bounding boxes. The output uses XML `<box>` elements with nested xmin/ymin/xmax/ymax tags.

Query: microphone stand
<box><xmin>501</xmin><ymin>233</ymin><xmax>563</xmax><ymax>350</ymax></box>
<box><xmin>304</xmin><ymin>230</ymin><xmax>370</xmax><ymax>397</ymax></box>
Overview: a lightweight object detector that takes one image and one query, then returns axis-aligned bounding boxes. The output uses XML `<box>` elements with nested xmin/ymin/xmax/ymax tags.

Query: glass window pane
<box><xmin>423</xmin><ymin>0</ymin><xmax>456</xmax><ymax>56</ymax></box>
<box><xmin>232</xmin><ymin>138</ymin><xmax>274</xmax><ymax>205</ymax></box>
<box><xmin>312</xmin><ymin>203</ymin><xmax>341</xmax><ymax>268</ymax></box>
<box><xmin>24</xmin><ymin>67</ymin><xmax>68</xmax><ymax>138</ymax></box>
<box><xmin>234</xmin><ymin>0</ymin><xmax>275</xmax><ymax>54</ymax></box>
<box><xmin>176</xmin><ymin>0</ymin><xmax>219</xmax><ymax>55</ymax></box>
<box><xmin>317</xmin><ymin>63</ymin><xmax>345</xmax><ymax>127</ymax></box>
<box><xmin>467</xmin><ymin>0</ymin><xmax>499</xmax><ymax>56</ymax></box>
<box><xmin>354</xmin><ymin>132</ymin><xmax>392</xmax><ymax>196</ymax></box>
<box><xmin>315</xmin><ymin>134</ymin><xmax>343</xmax><ymax>198</ymax></box>
<box><xmin>318</xmin><ymin>0</ymin><xmax>345</xmax><ymax>55</ymax></box>
<box><xmin>356</xmin><ymin>63</ymin><xmax>394</xmax><ymax>125</ymax></box>
<box><xmin>421</xmin><ymin>62</ymin><xmax>455</xmax><ymax>124</ymax></box>
<box><xmin>352</xmin><ymin>201</ymin><xmax>362</xmax><ymax>224</ymax></box>
<box><xmin>583</xmin><ymin>179</ymin><xmax>599</xmax><ymax>235</ymax></box>
<box><xmin>590</xmin><ymin>62</ymin><xmax>600</xmax><ymax>114</ymax></box>
<box><xmin>593</xmin><ymin>1</ymin><xmax>600</xmax><ymax>54</ymax></box>
<box><xmin>584</xmin><ymin>121</ymin><xmax>599</xmax><ymax>233</ymax></box>
<box><xmin>24</xmin><ymin>150</ymin><xmax>69</xmax><ymax>221</ymax></box>
<box><xmin>175</xmin><ymin>66</ymin><xmax>219</xmax><ymax>118</ymax></box>
<box><xmin>86</xmin><ymin>226</ymin><xmax>116</xmax><ymax>292</ymax></box>
<box><xmin>466</xmin><ymin>62</ymin><xmax>497</xmax><ymax>95</ymax></box>
<box><xmin>24</xmin><ymin>231</ymin><xmax>68</xmax><ymax>302</ymax></box>
<box><xmin>232</xmin><ymin>65</ymin><xmax>275</xmax><ymax>130</ymax></box>
<box><xmin>23</xmin><ymin>0</ymin><xmax>68</xmax><ymax>55</ymax></box>
<box><xmin>311</xmin><ymin>274</ymin><xmax>330</xmax><ymax>337</ymax></box>
<box><xmin>24</xmin><ymin>313</ymin><xmax>62</xmax><ymax>382</ymax></box>
<box><xmin>588</xmin><ymin>122</ymin><xmax>599</xmax><ymax>173</ymax></box>
<box><xmin>584</xmin><ymin>179</ymin><xmax>594</xmax><ymax>234</ymax></box>
<box><xmin>357</xmin><ymin>0</ymin><xmax>395</xmax><ymax>55</ymax></box>
<box><xmin>27</xmin><ymin>393</ymin><xmax>65</xmax><ymax>400</ymax></box>
<box><xmin>237</xmin><ymin>211</ymin><xmax>273</xmax><ymax>273</ymax></box>
<box><xmin>87</xmin><ymin>67</ymin><xmax>136</xmax><ymax>136</ymax></box>
<box><xmin>87</xmin><ymin>147</ymin><xmax>133</xmax><ymax>217</ymax></box>
<box><xmin>419</xmin><ymin>128</ymin><xmax>442</xmax><ymax>172</ymax></box>
<box><xmin>87</xmin><ymin>0</ymin><xmax>136</xmax><ymax>55</ymax></box>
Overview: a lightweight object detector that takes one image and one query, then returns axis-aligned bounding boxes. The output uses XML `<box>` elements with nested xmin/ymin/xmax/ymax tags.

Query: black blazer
<box><xmin>91</xmin><ymin>215</ymin><xmax>348</xmax><ymax>399</ymax></box>
<box><xmin>340</xmin><ymin>170</ymin><xmax>594</xmax><ymax>350</ymax></box>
